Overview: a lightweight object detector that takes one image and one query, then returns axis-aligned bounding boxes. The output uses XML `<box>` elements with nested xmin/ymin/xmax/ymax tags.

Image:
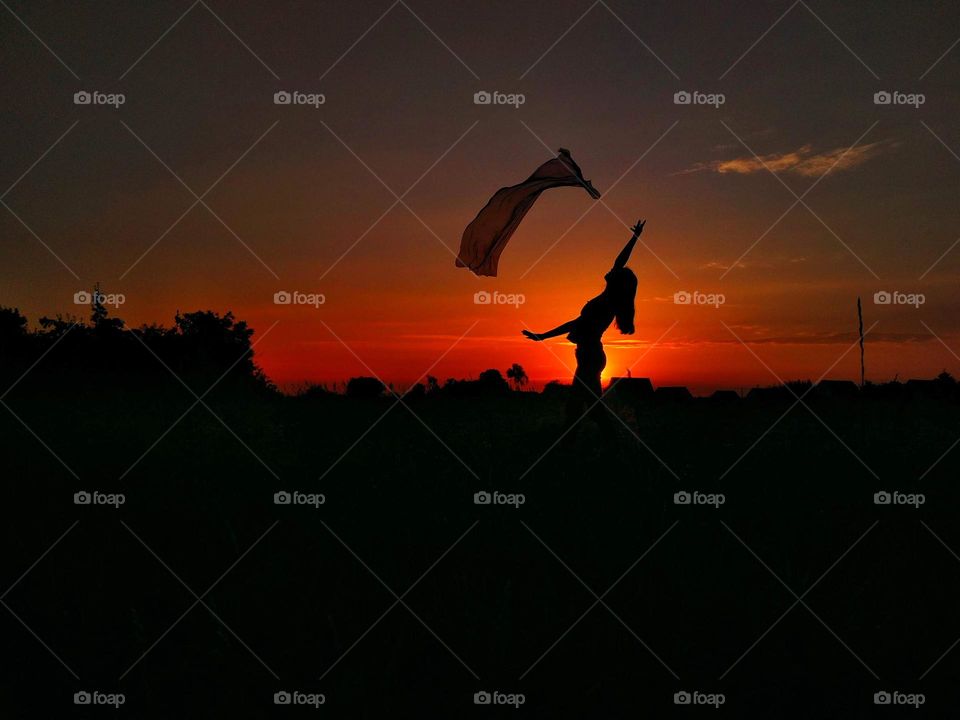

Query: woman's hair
<box><xmin>605</xmin><ymin>267</ymin><xmax>637</xmax><ymax>334</ymax></box>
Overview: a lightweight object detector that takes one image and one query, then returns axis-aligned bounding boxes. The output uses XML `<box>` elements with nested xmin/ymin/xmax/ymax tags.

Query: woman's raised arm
<box><xmin>611</xmin><ymin>219</ymin><xmax>645</xmax><ymax>271</ymax></box>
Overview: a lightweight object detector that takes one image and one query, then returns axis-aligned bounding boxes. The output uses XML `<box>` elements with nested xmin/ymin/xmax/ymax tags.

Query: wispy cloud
<box><xmin>699</xmin><ymin>257</ymin><xmax>805</xmax><ymax>271</ymax></box>
<box><xmin>700</xmin><ymin>260</ymin><xmax>747</xmax><ymax>272</ymax></box>
<box><xmin>596</xmin><ymin>332</ymin><xmax>936</xmax><ymax>352</ymax></box>
<box><xmin>682</xmin><ymin>141</ymin><xmax>890</xmax><ymax>178</ymax></box>
<box><xmin>713</xmin><ymin>330</ymin><xmax>933</xmax><ymax>345</ymax></box>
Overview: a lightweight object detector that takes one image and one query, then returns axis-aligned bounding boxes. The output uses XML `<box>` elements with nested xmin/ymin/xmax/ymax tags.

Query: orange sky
<box><xmin>2</xmin><ymin>1</ymin><xmax>958</xmax><ymax>394</ymax></box>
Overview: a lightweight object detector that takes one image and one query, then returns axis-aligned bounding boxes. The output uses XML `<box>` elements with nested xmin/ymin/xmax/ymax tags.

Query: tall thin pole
<box><xmin>857</xmin><ymin>296</ymin><xmax>865</xmax><ymax>387</ymax></box>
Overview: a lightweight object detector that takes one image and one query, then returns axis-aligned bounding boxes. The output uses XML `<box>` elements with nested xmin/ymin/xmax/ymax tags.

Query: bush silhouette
<box><xmin>440</xmin><ymin>369</ymin><xmax>510</xmax><ymax>397</ymax></box>
<box><xmin>0</xmin><ymin>302</ymin><xmax>269</xmax><ymax>392</ymax></box>
<box><xmin>346</xmin><ymin>376</ymin><xmax>386</xmax><ymax>399</ymax></box>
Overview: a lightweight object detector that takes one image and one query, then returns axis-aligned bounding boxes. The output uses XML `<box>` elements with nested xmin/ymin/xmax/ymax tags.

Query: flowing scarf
<box><xmin>456</xmin><ymin>148</ymin><xmax>601</xmax><ymax>276</ymax></box>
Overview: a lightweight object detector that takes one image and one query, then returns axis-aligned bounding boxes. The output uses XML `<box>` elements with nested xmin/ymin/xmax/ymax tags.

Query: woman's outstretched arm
<box><xmin>611</xmin><ymin>219</ymin><xmax>645</xmax><ymax>271</ymax></box>
<box><xmin>522</xmin><ymin>319</ymin><xmax>578</xmax><ymax>342</ymax></box>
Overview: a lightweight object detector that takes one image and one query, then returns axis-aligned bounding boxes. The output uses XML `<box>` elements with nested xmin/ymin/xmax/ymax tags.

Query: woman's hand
<box><xmin>522</xmin><ymin>330</ymin><xmax>543</xmax><ymax>342</ymax></box>
<box><xmin>630</xmin><ymin>219</ymin><xmax>645</xmax><ymax>236</ymax></box>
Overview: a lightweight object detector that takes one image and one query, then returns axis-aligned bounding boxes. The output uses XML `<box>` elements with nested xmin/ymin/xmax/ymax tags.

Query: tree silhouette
<box><xmin>347</xmin><ymin>376</ymin><xmax>386</xmax><ymax>399</ymax></box>
<box><xmin>0</xmin><ymin>306</ymin><xmax>27</xmax><ymax>338</ymax></box>
<box><xmin>440</xmin><ymin>369</ymin><xmax>509</xmax><ymax>397</ymax></box>
<box><xmin>90</xmin><ymin>283</ymin><xmax>124</xmax><ymax>334</ymax></box>
<box><xmin>478</xmin><ymin>368</ymin><xmax>509</xmax><ymax>393</ymax></box>
<box><xmin>91</xmin><ymin>282</ymin><xmax>108</xmax><ymax>326</ymax></box>
<box><xmin>506</xmin><ymin>363</ymin><xmax>528</xmax><ymax>391</ymax></box>
<box><xmin>0</xmin><ymin>304</ymin><xmax>272</xmax><ymax>393</ymax></box>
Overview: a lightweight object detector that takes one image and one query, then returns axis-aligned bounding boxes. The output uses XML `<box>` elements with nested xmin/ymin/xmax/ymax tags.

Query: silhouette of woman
<box><xmin>523</xmin><ymin>220</ymin><xmax>643</xmax><ymax>433</ymax></box>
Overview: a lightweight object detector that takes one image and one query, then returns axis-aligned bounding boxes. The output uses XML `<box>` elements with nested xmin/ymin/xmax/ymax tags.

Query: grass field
<box><xmin>2</xmin><ymin>371</ymin><xmax>959</xmax><ymax>717</ymax></box>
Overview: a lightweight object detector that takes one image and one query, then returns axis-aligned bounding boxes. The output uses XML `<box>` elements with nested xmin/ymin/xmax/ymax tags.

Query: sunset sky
<box><xmin>2</xmin><ymin>0</ymin><xmax>959</xmax><ymax>394</ymax></box>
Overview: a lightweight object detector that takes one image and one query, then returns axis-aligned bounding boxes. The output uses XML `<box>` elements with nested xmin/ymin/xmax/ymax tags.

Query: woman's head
<box><xmin>604</xmin><ymin>267</ymin><xmax>637</xmax><ymax>334</ymax></box>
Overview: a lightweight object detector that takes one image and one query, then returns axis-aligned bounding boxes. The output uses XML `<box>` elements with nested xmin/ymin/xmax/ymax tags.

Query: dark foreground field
<box><xmin>3</xmin><ymin>372</ymin><xmax>960</xmax><ymax>717</ymax></box>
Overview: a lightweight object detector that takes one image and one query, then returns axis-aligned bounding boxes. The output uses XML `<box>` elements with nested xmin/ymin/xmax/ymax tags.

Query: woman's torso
<box><xmin>567</xmin><ymin>294</ymin><xmax>614</xmax><ymax>346</ymax></box>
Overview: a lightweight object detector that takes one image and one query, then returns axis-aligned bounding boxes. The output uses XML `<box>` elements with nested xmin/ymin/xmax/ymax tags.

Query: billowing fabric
<box><xmin>456</xmin><ymin>149</ymin><xmax>601</xmax><ymax>276</ymax></box>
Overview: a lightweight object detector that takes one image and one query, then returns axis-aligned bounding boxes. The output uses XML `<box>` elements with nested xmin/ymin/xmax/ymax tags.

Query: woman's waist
<box><xmin>574</xmin><ymin>341</ymin><xmax>605</xmax><ymax>357</ymax></box>
<box><xmin>569</xmin><ymin>330</ymin><xmax>604</xmax><ymax>346</ymax></box>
